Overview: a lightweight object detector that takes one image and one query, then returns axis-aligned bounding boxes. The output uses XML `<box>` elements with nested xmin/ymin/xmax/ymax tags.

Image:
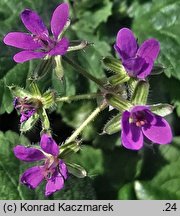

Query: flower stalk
<box><xmin>56</xmin><ymin>93</ymin><xmax>100</xmax><ymax>103</ymax></box>
<box><xmin>65</xmin><ymin>102</ymin><xmax>107</xmax><ymax>144</ymax></box>
<box><xmin>62</xmin><ymin>56</ymin><xmax>106</xmax><ymax>89</ymax></box>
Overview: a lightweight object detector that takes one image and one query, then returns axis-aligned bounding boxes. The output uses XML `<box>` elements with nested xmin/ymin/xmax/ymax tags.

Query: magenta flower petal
<box><xmin>14</xmin><ymin>145</ymin><xmax>45</xmax><ymax>162</ymax></box>
<box><xmin>40</xmin><ymin>134</ymin><xmax>59</xmax><ymax>156</ymax></box>
<box><xmin>137</xmin><ymin>39</ymin><xmax>160</xmax><ymax>61</ymax></box>
<box><xmin>115</xmin><ymin>28</ymin><xmax>138</xmax><ymax>60</ymax></box>
<box><xmin>59</xmin><ymin>160</ymin><xmax>68</xmax><ymax>179</ymax></box>
<box><xmin>45</xmin><ymin>171</ymin><xmax>65</xmax><ymax>196</ymax></box>
<box><xmin>48</xmin><ymin>37</ymin><xmax>69</xmax><ymax>56</ymax></box>
<box><xmin>142</xmin><ymin>114</ymin><xmax>173</xmax><ymax>144</ymax></box>
<box><xmin>20</xmin><ymin>109</ymin><xmax>36</xmax><ymax>123</ymax></box>
<box><xmin>136</xmin><ymin>57</ymin><xmax>154</xmax><ymax>79</ymax></box>
<box><xmin>3</xmin><ymin>32</ymin><xmax>40</xmax><ymax>50</ymax></box>
<box><xmin>21</xmin><ymin>9</ymin><xmax>48</xmax><ymax>36</ymax></box>
<box><xmin>121</xmin><ymin>111</ymin><xmax>144</xmax><ymax>150</ymax></box>
<box><xmin>114</xmin><ymin>28</ymin><xmax>160</xmax><ymax>79</ymax></box>
<box><xmin>123</xmin><ymin>57</ymin><xmax>146</xmax><ymax>77</ymax></box>
<box><xmin>14</xmin><ymin>50</ymin><xmax>46</xmax><ymax>63</ymax></box>
<box><xmin>21</xmin><ymin>166</ymin><xmax>44</xmax><ymax>189</ymax></box>
<box><xmin>51</xmin><ymin>3</ymin><xmax>69</xmax><ymax>39</ymax></box>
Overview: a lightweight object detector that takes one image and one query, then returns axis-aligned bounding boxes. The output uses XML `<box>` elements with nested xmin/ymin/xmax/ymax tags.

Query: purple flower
<box><xmin>114</xmin><ymin>28</ymin><xmax>160</xmax><ymax>79</ymax></box>
<box><xmin>3</xmin><ymin>3</ymin><xmax>69</xmax><ymax>63</ymax></box>
<box><xmin>121</xmin><ymin>105</ymin><xmax>172</xmax><ymax>150</ymax></box>
<box><xmin>14</xmin><ymin>133</ymin><xmax>68</xmax><ymax>196</ymax></box>
<box><xmin>13</xmin><ymin>97</ymin><xmax>36</xmax><ymax>123</ymax></box>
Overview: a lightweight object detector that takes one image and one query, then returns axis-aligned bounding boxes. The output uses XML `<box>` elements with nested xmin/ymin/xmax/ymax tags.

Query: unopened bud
<box><xmin>131</xmin><ymin>81</ymin><xmax>149</xmax><ymax>105</ymax></box>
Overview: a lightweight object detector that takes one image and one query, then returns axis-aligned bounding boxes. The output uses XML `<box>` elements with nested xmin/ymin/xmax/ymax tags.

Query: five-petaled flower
<box><xmin>121</xmin><ymin>105</ymin><xmax>172</xmax><ymax>150</ymax></box>
<box><xmin>14</xmin><ymin>134</ymin><xmax>68</xmax><ymax>196</ymax></box>
<box><xmin>114</xmin><ymin>28</ymin><xmax>160</xmax><ymax>79</ymax></box>
<box><xmin>4</xmin><ymin>3</ymin><xmax>69</xmax><ymax>63</ymax></box>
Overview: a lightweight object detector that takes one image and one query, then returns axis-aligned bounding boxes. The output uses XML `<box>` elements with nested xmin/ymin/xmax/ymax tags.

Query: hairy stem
<box><xmin>56</xmin><ymin>93</ymin><xmax>100</xmax><ymax>102</ymax></box>
<box><xmin>65</xmin><ymin>103</ymin><xmax>107</xmax><ymax>144</ymax></box>
<box><xmin>62</xmin><ymin>56</ymin><xmax>105</xmax><ymax>89</ymax></box>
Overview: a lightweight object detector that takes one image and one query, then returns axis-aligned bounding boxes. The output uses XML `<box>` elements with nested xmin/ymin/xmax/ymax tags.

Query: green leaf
<box><xmin>135</xmin><ymin>137</ymin><xmax>180</xmax><ymax>199</ymax></box>
<box><xmin>73</xmin><ymin>0</ymin><xmax>113</xmax><ymax>35</ymax></box>
<box><xmin>134</xmin><ymin>181</ymin><xmax>178</xmax><ymax>200</ymax></box>
<box><xmin>102</xmin><ymin>148</ymin><xmax>141</xmax><ymax>190</ymax></box>
<box><xmin>53</xmin><ymin>176</ymin><xmax>96</xmax><ymax>200</ymax></box>
<box><xmin>60</xmin><ymin>101</ymin><xmax>94</xmax><ymax>128</ymax></box>
<box><xmin>0</xmin><ymin>63</ymin><xmax>29</xmax><ymax>114</ymax></box>
<box><xmin>118</xmin><ymin>183</ymin><xmax>136</xmax><ymax>200</ymax></box>
<box><xmin>160</xmin><ymin>137</ymin><xmax>180</xmax><ymax>163</ymax></box>
<box><xmin>150</xmin><ymin>103</ymin><xmax>174</xmax><ymax>116</ymax></box>
<box><xmin>0</xmin><ymin>131</ymin><xmax>32</xmax><ymax>199</ymax></box>
<box><xmin>71</xmin><ymin>0</ymin><xmax>112</xmax><ymax>92</ymax></box>
<box><xmin>68</xmin><ymin>146</ymin><xmax>104</xmax><ymax>177</ymax></box>
<box><xmin>131</xmin><ymin>0</ymin><xmax>180</xmax><ymax>80</ymax></box>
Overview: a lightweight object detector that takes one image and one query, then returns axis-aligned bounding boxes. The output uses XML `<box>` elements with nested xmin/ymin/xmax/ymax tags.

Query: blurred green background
<box><xmin>0</xmin><ymin>0</ymin><xmax>180</xmax><ymax>199</ymax></box>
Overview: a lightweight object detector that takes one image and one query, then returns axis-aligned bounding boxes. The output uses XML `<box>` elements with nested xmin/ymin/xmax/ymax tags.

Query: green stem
<box><xmin>62</xmin><ymin>56</ymin><xmax>105</xmax><ymax>89</ymax></box>
<box><xmin>65</xmin><ymin>103</ymin><xmax>107</xmax><ymax>144</ymax></box>
<box><xmin>56</xmin><ymin>93</ymin><xmax>100</xmax><ymax>102</ymax></box>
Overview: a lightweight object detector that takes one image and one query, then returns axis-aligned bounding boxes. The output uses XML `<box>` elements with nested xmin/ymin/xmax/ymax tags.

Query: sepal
<box><xmin>53</xmin><ymin>55</ymin><xmax>64</xmax><ymax>80</ymax></box>
<box><xmin>59</xmin><ymin>141</ymin><xmax>81</xmax><ymax>159</ymax></box>
<box><xmin>67</xmin><ymin>40</ymin><xmax>90</xmax><ymax>52</ymax></box>
<box><xmin>103</xmin><ymin>113</ymin><xmax>122</xmax><ymax>135</ymax></box>
<box><xmin>108</xmin><ymin>73</ymin><xmax>130</xmax><ymax>86</ymax></box>
<box><xmin>103</xmin><ymin>56</ymin><xmax>126</xmax><ymax>75</ymax></box>
<box><xmin>20</xmin><ymin>113</ymin><xmax>39</xmax><ymax>132</ymax></box>
<box><xmin>131</xmin><ymin>81</ymin><xmax>149</xmax><ymax>105</ymax></box>
<box><xmin>151</xmin><ymin>64</ymin><xmax>165</xmax><ymax>75</ymax></box>
<box><xmin>150</xmin><ymin>103</ymin><xmax>174</xmax><ymax>116</ymax></box>
<box><xmin>105</xmin><ymin>94</ymin><xmax>132</xmax><ymax>111</ymax></box>
<box><xmin>42</xmin><ymin>90</ymin><xmax>56</xmax><ymax>109</ymax></box>
<box><xmin>66</xmin><ymin>162</ymin><xmax>87</xmax><ymax>178</ymax></box>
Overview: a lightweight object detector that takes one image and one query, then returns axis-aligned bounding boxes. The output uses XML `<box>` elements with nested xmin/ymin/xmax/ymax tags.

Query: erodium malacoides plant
<box><xmin>3</xmin><ymin>2</ymin><xmax>173</xmax><ymax>196</ymax></box>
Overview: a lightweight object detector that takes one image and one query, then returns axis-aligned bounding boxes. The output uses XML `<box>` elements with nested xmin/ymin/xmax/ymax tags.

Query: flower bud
<box><xmin>59</xmin><ymin>141</ymin><xmax>81</xmax><ymax>159</ymax></box>
<box><xmin>20</xmin><ymin>113</ymin><xmax>39</xmax><ymax>132</ymax></box>
<box><xmin>131</xmin><ymin>81</ymin><xmax>149</xmax><ymax>105</ymax></box>
<box><xmin>53</xmin><ymin>55</ymin><xmax>64</xmax><ymax>80</ymax></box>
<box><xmin>105</xmin><ymin>93</ymin><xmax>132</xmax><ymax>111</ymax></box>
<box><xmin>108</xmin><ymin>73</ymin><xmax>130</xmax><ymax>86</ymax></box>
<box><xmin>103</xmin><ymin>56</ymin><xmax>126</xmax><ymax>75</ymax></box>
<box><xmin>103</xmin><ymin>113</ymin><xmax>122</xmax><ymax>135</ymax></box>
<box><xmin>66</xmin><ymin>162</ymin><xmax>87</xmax><ymax>178</ymax></box>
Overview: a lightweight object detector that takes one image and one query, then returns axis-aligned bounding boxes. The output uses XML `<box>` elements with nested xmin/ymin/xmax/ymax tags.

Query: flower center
<box><xmin>33</xmin><ymin>34</ymin><xmax>55</xmax><ymax>51</ymax></box>
<box><xmin>43</xmin><ymin>156</ymin><xmax>59</xmax><ymax>180</ymax></box>
<box><xmin>131</xmin><ymin>111</ymin><xmax>147</xmax><ymax>127</ymax></box>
